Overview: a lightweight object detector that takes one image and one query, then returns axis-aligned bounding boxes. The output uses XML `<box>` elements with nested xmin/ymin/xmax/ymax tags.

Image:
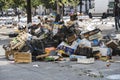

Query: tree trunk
<box><xmin>27</xmin><ymin>0</ymin><xmax>32</xmax><ymax>23</ymax></box>
<box><xmin>62</xmin><ymin>3</ymin><xmax>64</xmax><ymax>16</ymax></box>
<box><xmin>85</xmin><ymin>0</ymin><xmax>88</xmax><ymax>14</ymax></box>
<box><xmin>34</xmin><ymin>7</ymin><xmax>37</xmax><ymax>16</ymax></box>
<box><xmin>79</xmin><ymin>0</ymin><xmax>83</xmax><ymax>13</ymax></box>
<box><xmin>75</xmin><ymin>6</ymin><xmax>77</xmax><ymax>13</ymax></box>
<box><xmin>56</xmin><ymin>0</ymin><xmax>60</xmax><ymax>14</ymax></box>
<box><xmin>89</xmin><ymin>0</ymin><xmax>91</xmax><ymax>9</ymax></box>
<box><xmin>61</xmin><ymin>3</ymin><xmax>64</xmax><ymax>20</ymax></box>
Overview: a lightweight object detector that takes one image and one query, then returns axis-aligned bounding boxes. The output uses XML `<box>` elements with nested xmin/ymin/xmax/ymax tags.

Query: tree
<box><xmin>31</xmin><ymin>0</ymin><xmax>41</xmax><ymax>15</ymax></box>
<box><xmin>0</xmin><ymin>0</ymin><xmax>5</xmax><ymax>11</ymax></box>
<box><xmin>31</xmin><ymin>0</ymin><xmax>41</xmax><ymax>8</ymax></box>
<box><xmin>89</xmin><ymin>0</ymin><xmax>91</xmax><ymax>9</ymax></box>
<box><xmin>12</xmin><ymin>0</ymin><xmax>26</xmax><ymax>8</ymax></box>
<box><xmin>59</xmin><ymin>0</ymin><xmax>70</xmax><ymax>16</ymax></box>
<box><xmin>27</xmin><ymin>0</ymin><xmax>31</xmax><ymax>23</ymax></box>
<box><xmin>79</xmin><ymin>0</ymin><xmax>83</xmax><ymax>13</ymax></box>
<box><xmin>11</xmin><ymin>0</ymin><xmax>26</xmax><ymax>15</ymax></box>
<box><xmin>0</xmin><ymin>0</ymin><xmax>26</xmax><ymax>10</ymax></box>
<box><xmin>40</xmin><ymin>0</ymin><xmax>56</xmax><ymax>9</ymax></box>
<box><xmin>85</xmin><ymin>0</ymin><xmax>88</xmax><ymax>14</ymax></box>
<box><xmin>69</xmin><ymin>0</ymin><xmax>80</xmax><ymax>13</ymax></box>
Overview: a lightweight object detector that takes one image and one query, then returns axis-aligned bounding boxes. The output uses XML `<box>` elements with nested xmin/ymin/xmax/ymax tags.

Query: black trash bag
<box><xmin>25</xmin><ymin>40</ymin><xmax>45</xmax><ymax>57</ymax></box>
<box><xmin>112</xmin><ymin>48</ymin><xmax>120</xmax><ymax>56</ymax></box>
<box><xmin>43</xmin><ymin>39</ymin><xmax>59</xmax><ymax>48</ymax></box>
<box><xmin>8</xmin><ymin>32</ymin><xmax>18</xmax><ymax>38</ymax></box>
<box><xmin>3</xmin><ymin>44</ymin><xmax>11</xmax><ymax>50</ymax></box>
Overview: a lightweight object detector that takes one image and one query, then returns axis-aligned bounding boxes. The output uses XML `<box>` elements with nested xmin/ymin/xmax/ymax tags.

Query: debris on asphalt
<box><xmin>79</xmin><ymin>69</ymin><xmax>104</xmax><ymax>78</ymax></box>
<box><xmin>2</xmin><ymin>14</ymin><xmax>120</xmax><ymax>64</ymax></box>
<box><xmin>33</xmin><ymin>64</ymin><xmax>39</xmax><ymax>68</ymax></box>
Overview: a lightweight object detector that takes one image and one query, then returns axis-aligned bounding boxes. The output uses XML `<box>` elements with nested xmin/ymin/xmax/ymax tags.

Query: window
<box><xmin>108</xmin><ymin>2</ymin><xmax>114</xmax><ymax>8</ymax></box>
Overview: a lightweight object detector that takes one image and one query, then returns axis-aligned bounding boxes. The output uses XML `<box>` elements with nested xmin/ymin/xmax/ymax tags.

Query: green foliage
<box><xmin>0</xmin><ymin>0</ymin><xmax>26</xmax><ymax>10</ymax></box>
<box><xmin>69</xmin><ymin>0</ymin><xmax>80</xmax><ymax>6</ymax></box>
<box><xmin>40</xmin><ymin>0</ymin><xmax>56</xmax><ymax>9</ymax></box>
<box><xmin>0</xmin><ymin>0</ymin><xmax>81</xmax><ymax>10</ymax></box>
<box><xmin>0</xmin><ymin>0</ymin><xmax>41</xmax><ymax>10</ymax></box>
<box><xmin>0</xmin><ymin>0</ymin><xmax>5</xmax><ymax>10</ymax></box>
<box><xmin>31</xmin><ymin>0</ymin><xmax>41</xmax><ymax>8</ymax></box>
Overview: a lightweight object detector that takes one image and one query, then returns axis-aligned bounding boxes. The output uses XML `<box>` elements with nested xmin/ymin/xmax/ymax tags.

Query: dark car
<box><xmin>0</xmin><ymin>12</ymin><xmax>2</xmax><ymax>16</ymax></box>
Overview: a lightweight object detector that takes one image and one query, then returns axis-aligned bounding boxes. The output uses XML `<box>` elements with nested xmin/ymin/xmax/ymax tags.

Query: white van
<box><xmin>88</xmin><ymin>0</ymin><xmax>114</xmax><ymax>17</ymax></box>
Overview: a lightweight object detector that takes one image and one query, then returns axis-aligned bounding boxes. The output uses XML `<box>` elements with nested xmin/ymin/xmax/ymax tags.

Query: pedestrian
<box><xmin>114</xmin><ymin>0</ymin><xmax>120</xmax><ymax>31</ymax></box>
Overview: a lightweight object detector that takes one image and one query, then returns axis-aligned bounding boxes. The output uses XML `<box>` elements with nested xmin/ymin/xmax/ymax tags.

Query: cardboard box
<box><xmin>57</xmin><ymin>45</ymin><xmax>75</xmax><ymax>55</ymax></box>
<box><xmin>89</xmin><ymin>32</ymin><xmax>102</xmax><ymax>40</ymax></box>
<box><xmin>65</xmin><ymin>47</ymin><xmax>75</xmax><ymax>55</ymax></box>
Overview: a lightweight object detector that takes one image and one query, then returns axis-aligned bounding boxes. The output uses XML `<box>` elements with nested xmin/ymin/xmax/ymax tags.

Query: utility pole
<box><xmin>27</xmin><ymin>0</ymin><xmax>32</xmax><ymax>23</ymax></box>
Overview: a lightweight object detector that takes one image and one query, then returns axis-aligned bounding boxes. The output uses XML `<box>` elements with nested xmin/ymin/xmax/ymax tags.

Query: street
<box><xmin>0</xmin><ymin>17</ymin><xmax>120</xmax><ymax>80</ymax></box>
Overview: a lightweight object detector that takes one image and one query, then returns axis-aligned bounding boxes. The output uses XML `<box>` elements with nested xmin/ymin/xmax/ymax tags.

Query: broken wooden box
<box><xmin>14</xmin><ymin>52</ymin><xmax>32</xmax><ymax>63</ymax></box>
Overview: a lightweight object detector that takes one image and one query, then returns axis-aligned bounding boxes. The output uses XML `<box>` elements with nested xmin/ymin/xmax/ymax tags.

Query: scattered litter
<box><xmin>82</xmin><ymin>70</ymin><xmax>104</xmax><ymax>78</ymax></box>
<box><xmin>33</xmin><ymin>64</ymin><xmax>39</xmax><ymax>68</ymax></box>
<box><xmin>2</xmin><ymin>14</ymin><xmax>120</xmax><ymax>64</ymax></box>
<box><xmin>106</xmin><ymin>63</ymin><xmax>111</xmax><ymax>67</ymax></box>
<box><xmin>9</xmin><ymin>61</ymin><xmax>15</xmax><ymax>64</ymax></box>
<box><xmin>77</xmin><ymin>58</ymin><xmax>95</xmax><ymax>64</ymax></box>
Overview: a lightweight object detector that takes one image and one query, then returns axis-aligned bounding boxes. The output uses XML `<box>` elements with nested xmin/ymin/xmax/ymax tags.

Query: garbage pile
<box><xmin>3</xmin><ymin>14</ymin><xmax>120</xmax><ymax>63</ymax></box>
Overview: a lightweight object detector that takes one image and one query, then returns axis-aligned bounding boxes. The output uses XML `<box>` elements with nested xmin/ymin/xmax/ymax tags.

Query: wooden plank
<box><xmin>14</xmin><ymin>52</ymin><xmax>32</xmax><ymax>63</ymax></box>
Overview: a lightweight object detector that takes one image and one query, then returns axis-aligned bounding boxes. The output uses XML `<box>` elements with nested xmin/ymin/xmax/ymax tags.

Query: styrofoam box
<box><xmin>77</xmin><ymin>58</ymin><xmax>95</xmax><ymax>64</ymax></box>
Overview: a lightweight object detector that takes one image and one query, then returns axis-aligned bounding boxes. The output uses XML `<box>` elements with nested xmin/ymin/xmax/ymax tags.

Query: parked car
<box><xmin>0</xmin><ymin>12</ymin><xmax>2</xmax><ymax>16</ymax></box>
<box><xmin>6</xmin><ymin>8</ymin><xmax>16</xmax><ymax>16</ymax></box>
